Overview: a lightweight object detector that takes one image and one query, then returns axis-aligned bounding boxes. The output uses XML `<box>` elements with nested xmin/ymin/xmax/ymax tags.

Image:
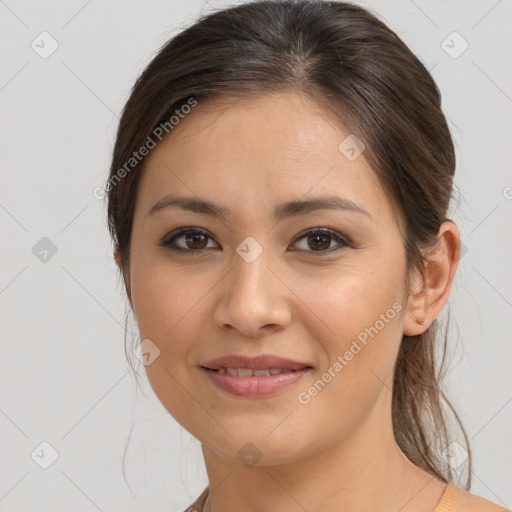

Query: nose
<box><xmin>213</xmin><ymin>245</ymin><xmax>292</xmax><ymax>337</ymax></box>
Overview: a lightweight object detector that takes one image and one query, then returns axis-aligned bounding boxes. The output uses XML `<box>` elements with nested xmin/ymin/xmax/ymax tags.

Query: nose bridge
<box><xmin>214</xmin><ymin>235</ymin><xmax>290</xmax><ymax>335</ymax></box>
<box><xmin>231</xmin><ymin>236</ymin><xmax>273</xmax><ymax>303</ymax></box>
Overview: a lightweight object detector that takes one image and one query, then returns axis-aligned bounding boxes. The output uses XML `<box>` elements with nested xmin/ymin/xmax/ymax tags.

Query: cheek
<box><xmin>303</xmin><ymin>261</ymin><xmax>405</xmax><ymax>346</ymax></box>
<box><xmin>129</xmin><ymin>253</ymin><xmax>225</xmax><ymax>394</ymax></box>
<box><xmin>129</xmin><ymin>263</ymin><xmax>215</xmax><ymax>428</ymax></box>
<box><xmin>131</xmin><ymin>271</ymin><xmax>211</xmax><ymax>365</ymax></box>
<box><xmin>130</xmin><ymin>239</ymin><xmax>209</xmax><ymax>339</ymax></box>
<box><xmin>298</xmin><ymin>263</ymin><xmax>405</xmax><ymax>405</ymax></box>
<box><xmin>295</xmin><ymin>301</ymin><xmax>403</xmax><ymax>445</ymax></box>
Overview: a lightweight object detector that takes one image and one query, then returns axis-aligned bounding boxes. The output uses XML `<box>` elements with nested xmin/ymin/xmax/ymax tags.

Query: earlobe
<box><xmin>403</xmin><ymin>276</ymin><xmax>429</xmax><ymax>336</ymax></box>
<box><xmin>403</xmin><ymin>221</ymin><xmax>461</xmax><ymax>336</ymax></box>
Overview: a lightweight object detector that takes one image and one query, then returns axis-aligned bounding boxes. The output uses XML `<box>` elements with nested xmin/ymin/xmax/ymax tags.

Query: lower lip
<box><xmin>201</xmin><ymin>367</ymin><xmax>311</xmax><ymax>398</ymax></box>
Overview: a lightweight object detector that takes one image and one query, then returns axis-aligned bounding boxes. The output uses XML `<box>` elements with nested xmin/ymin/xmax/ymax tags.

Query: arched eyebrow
<box><xmin>147</xmin><ymin>194</ymin><xmax>372</xmax><ymax>221</ymax></box>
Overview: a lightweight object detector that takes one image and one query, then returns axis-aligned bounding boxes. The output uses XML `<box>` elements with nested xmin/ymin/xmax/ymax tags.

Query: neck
<box><xmin>200</xmin><ymin>394</ymin><xmax>447</xmax><ymax>512</ymax></box>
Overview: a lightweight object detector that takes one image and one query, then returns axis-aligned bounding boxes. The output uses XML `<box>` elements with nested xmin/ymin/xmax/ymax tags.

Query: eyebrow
<box><xmin>147</xmin><ymin>194</ymin><xmax>372</xmax><ymax>221</ymax></box>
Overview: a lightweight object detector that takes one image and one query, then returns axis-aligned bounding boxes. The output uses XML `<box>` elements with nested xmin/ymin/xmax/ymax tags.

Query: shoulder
<box><xmin>182</xmin><ymin>486</ymin><xmax>209</xmax><ymax>512</ymax></box>
<box><xmin>434</xmin><ymin>483</ymin><xmax>510</xmax><ymax>512</ymax></box>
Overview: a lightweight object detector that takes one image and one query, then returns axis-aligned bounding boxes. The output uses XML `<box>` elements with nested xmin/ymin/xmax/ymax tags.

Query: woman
<box><xmin>106</xmin><ymin>1</ymin><xmax>508</xmax><ymax>510</ymax></box>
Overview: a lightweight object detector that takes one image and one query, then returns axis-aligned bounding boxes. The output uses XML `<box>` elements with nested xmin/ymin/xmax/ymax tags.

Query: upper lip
<box><xmin>201</xmin><ymin>354</ymin><xmax>312</xmax><ymax>371</ymax></box>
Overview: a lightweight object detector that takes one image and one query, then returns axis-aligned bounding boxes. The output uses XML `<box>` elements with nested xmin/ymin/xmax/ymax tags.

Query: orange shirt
<box><xmin>183</xmin><ymin>484</ymin><xmax>510</xmax><ymax>511</ymax></box>
<box><xmin>433</xmin><ymin>483</ymin><xmax>509</xmax><ymax>511</ymax></box>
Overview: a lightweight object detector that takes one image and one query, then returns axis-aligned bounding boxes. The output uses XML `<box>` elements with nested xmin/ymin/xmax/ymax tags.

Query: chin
<box><xmin>201</xmin><ymin>427</ymin><xmax>314</xmax><ymax>468</ymax></box>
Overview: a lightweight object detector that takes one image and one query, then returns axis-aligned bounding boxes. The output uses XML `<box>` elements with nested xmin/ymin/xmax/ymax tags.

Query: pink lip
<box><xmin>202</xmin><ymin>354</ymin><xmax>311</xmax><ymax>371</ymax></box>
<box><xmin>200</xmin><ymin>354</ymin><xmax>312</xmax><ymax>398</ymax></box>
<box><xmin>201</xmin><ymin>367</ymin><xmax>311</xmax><ymax>398</ymax></box>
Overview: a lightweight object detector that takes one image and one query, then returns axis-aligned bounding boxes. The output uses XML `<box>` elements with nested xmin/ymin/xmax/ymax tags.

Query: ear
<box><xmin>403</xmin><ymin>221</ymin><xmax>461</xmax><ymax>336</ymax></box>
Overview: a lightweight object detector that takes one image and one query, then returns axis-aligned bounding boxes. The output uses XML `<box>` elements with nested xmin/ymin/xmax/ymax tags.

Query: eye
<box><xmin>160</xmin><ymin>227</ymin><xmax>219</xmax><ymax>253</ymax></box>
<box><xmin>160</xmin><ymin>227</ymin><xmax>350</xmax><ymax>255</ymax></box>
<box><xmin>290</xmin><ymin>228</ymin><xmax>349</xmax><ymax>255</ymax></box>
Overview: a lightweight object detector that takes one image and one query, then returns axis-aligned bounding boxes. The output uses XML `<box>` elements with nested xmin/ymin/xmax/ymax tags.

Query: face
<box><xmin>127</xmin><ymin>92</ymin><xmax>411</xmax><ymax>465</ymax></box>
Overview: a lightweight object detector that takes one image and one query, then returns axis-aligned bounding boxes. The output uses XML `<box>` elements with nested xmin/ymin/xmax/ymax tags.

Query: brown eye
<box><xmin>291</xmin><ymin>228</ymin><xmax>349</xmax><ymax>255</ymax></box>
<box><xmin>183</xmin><ymin>232</ymin><xmax>208</xmax><ymax>250</ymax></box>
<box><xmin>161</xmin><ymin>228</ymin><xmax>218</xmax><ymax>253</ymax></box>
<box><xmin>307</xmin><ymin>233</ymin><xmax>331</xmax><ymax>251</ymax></box>
<box><xmin>161</xmin><ymin>227</ymin><xmax>350</xmax><ymax>256</ymax></box>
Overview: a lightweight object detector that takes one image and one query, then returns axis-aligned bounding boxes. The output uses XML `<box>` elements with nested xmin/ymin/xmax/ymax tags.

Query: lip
<box><xmin>200</xmin><ymin>354</ymin><xmax>312</xmax><ymax>398</ymax></box>
<box><xmin>201</xmin><ymin>354</ymin><xmax>311</xmax><ymax>371</ymax></box>
<box><xmin>201</xmin><ymin>367</ymin><xmax>312</xmax><ymax>398</ymax></box>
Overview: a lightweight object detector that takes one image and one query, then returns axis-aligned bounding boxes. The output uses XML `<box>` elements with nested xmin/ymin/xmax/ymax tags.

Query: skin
<box><xmin>115</xmin><ymin>92</ymin><xmax>461</xmax><ymax>512</ymax></box>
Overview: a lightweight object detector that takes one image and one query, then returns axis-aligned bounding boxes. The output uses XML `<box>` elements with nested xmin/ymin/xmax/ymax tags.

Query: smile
<box><xmin>201</xmin><ymin>366</ymin><xmax>311</xmax><ymax>398</ymax></box>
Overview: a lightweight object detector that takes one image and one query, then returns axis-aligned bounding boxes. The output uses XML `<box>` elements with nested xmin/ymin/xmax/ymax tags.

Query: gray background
<box><xmin>1</xmin><ymin>0</ymin><xmax>511</xmax><ymax>511</ymax></box>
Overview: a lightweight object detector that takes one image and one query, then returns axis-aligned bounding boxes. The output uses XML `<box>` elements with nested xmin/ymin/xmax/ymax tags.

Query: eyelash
<box><xmin>159</xmin><ymin>227</ymin><xmax>351</xmax><ymax>256</ymax></box>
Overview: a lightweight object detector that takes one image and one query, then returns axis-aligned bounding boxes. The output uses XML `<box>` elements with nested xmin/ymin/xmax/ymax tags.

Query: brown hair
<box><xmin>107</xmin><ymin>0</ymin><xmax>471</xmax><ymax>488</ymax></box>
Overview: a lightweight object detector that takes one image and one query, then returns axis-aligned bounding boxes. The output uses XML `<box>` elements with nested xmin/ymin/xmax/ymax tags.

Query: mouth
<box><xmin>201</xmin><ymin>353</ymin><xmax>312</xmax><ymax>371</ymax></box>
<box><xmin>200</xmin><ymin>366</ymin><xmax>313</xmax><ymax>398</ymax></box>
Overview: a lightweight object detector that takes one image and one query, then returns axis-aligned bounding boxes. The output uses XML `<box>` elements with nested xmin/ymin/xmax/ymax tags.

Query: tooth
<box><xmin>253</xmin><ymin>369</ymin><xmax>271</xmax><ymax>376</ymax></box>
<box><xmin>220</xmin><ymin>368</ymin><xmax>291</xmax><ymax>376</ymax></box>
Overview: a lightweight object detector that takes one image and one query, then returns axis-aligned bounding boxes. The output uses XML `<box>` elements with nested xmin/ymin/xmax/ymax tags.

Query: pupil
<box><xmin>187</xmin><ymin>233</ymin><xmax>207</xmax><ymax>249</ymax></box>
<box><xmin>309</xmin><ymin>234</ymin><xmax>330</xmax><ymax>251</ymax></box>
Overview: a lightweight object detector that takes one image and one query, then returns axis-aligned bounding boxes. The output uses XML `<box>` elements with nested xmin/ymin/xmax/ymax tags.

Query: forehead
<box><xmin>136</xmin><ymin>92</ymin><xmax>397</xmax><ymax>227</ymax></box>
<box><xmin>148</xmin><ymin>92</ymin><xmax>354</xmax><ymax>164</ymax></box>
